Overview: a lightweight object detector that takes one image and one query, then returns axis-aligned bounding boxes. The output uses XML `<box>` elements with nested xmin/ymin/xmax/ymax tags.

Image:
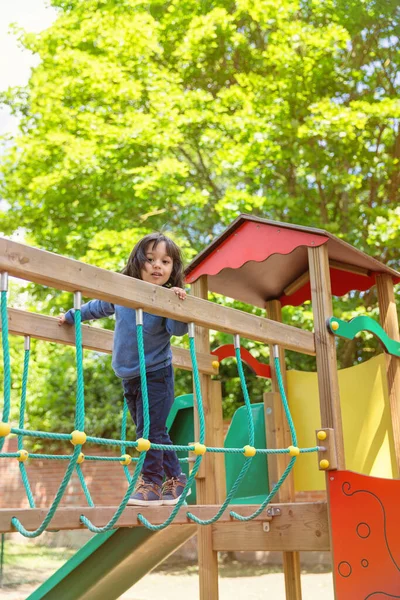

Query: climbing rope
<box><xmin>0</xmin><ymin>281</ymin><xmax>321</xmax><ymax>537</ymax></box>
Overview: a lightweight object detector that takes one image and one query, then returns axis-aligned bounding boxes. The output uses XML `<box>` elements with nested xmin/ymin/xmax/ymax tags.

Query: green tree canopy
<box><xmin>0</xmin><ymin>0</ymin><xmax>399</xmax><ymax>438</ymax></box>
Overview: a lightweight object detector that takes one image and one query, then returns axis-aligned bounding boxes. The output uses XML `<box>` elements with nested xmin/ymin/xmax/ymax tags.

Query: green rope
<box><xmin>230</xmin><ymin>353</ymin><xmax>298</xmax><ymax>521</ymax></box>
<box><xmin>137</xmin><ymin>332</ymin><xmax>205</xmax><ymax>531</ymax></box>
<box><xmin>11</xmin><ymin>446</ymin><xmax>83</xmax><ymax>537</ymax></box>
<box><xmin>74</xmin><ymin>306</ymin><xmax>85</xmax><ymax>432</ymax></box>
<box><xmin>18</xmin><ymin>345</ymin><xmax>35</xmax><ymax>508</ymax></box>
<box><xmin>121</xmin><ymin>399</ymin><xmax>132</xmax><ymax>483</ymax></box>
<box><xmin>76</xmin><ymin>464</ymin><xmax>94</xmax><ymax>507</ymax></box>
<box><xmin>11</xmin><ymin>306</ymin><xmax>86</xmax><ymax>537</ymax></box>
<box><xmin>79</xmin><ymin>316</ymin><xmax>149</xmax><ymax>533</ymax></box>
<box><xmin>0</xmin><ymin>290</ymin><xmax>11</xmax><ymax>452</ymax></box>
<box><xmin>187</xmin><ymin>340</ymin><xmax>256</xmax><ymax>525</ymax></box>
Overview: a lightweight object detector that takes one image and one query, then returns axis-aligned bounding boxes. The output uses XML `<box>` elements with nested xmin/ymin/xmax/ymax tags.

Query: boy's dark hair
<box><xmin>122</xmin><ymin>233</ymin><xmax>185</xmax><ymax>288</ymax></box>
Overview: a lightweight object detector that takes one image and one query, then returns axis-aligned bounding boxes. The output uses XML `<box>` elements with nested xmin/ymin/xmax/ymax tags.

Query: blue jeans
<box><xmin>122</xmin><ymin>365</ymin><xmax>181</xmax><ymax>486</ymax></box>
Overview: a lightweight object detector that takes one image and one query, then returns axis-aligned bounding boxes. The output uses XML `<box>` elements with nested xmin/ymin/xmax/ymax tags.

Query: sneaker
<box><xmin>162</xmin><ymin>473</ymin><xmax>189</xmax><ymax>506</ymax></box>
<box><xmin>127</xmin><ymin>476</ymin><xmax>163</xmax><ymax>506</ymax></box>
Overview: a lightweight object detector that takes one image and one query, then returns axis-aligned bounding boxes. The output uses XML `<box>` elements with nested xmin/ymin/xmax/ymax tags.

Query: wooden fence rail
<box><xmin>0</xmin><ymin>238</ymin><xmax>315</xmax><ymax>355</ymax></box>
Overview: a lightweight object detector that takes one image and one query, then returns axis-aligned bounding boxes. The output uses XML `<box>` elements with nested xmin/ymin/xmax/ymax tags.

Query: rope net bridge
<box><xmin>0</xmin><ymin>283</ymin><xmax>321</xmax><ymax>538</ymax></box>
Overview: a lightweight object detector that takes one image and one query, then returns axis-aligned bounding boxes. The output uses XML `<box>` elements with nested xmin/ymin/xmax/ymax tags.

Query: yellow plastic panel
<box><xmin>287</xmin><ymin>354</ymin><xmax>396</xmax><ymax>491</ymax></box>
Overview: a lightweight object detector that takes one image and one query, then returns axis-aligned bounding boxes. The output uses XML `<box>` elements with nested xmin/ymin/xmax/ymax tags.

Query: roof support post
<box><xmin>266</xmin><ymin>299</ymin><xmax>302</xmax><ymax>600</ymax></box>
<box><xmin>308</xmin><ymin>244</ymin><xmax>344</xmax><ymax>600</ymax></box>
<box><xmin>190</xmin><ymin>275</ymin><xmax>220</xmax><ymax>600</ymax></box>
<box><xmin>308</xmin><ymin>245</ymin><xmax>345</xmax><ymax>467</ymax></box>
<box><xmin>376</xmin><ymin>273</ymin><xmax>400</xmax><ymax>477</ymax></box>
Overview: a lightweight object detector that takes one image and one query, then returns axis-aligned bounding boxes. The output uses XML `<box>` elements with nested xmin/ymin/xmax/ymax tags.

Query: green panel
<box><xmin>224</xmin><ymin>403</ymin><xmax>269</xmax><ymax>502</ymax></box>
<box><xmin>329</xmin><ymin>316</ymin><xmax>400</xmax><ymax>357</ymax></box>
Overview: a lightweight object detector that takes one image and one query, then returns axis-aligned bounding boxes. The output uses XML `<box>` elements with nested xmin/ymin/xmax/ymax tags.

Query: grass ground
<box><xmin>0</xmin><ymin>539</ymin><xmax>334</xmax><ymax>599</ymax></box>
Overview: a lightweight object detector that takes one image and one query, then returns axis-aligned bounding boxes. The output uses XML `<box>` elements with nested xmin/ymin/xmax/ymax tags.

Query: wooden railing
<box><xmin>0</xmin><ymin>237</ymin><xmax>315</xmax><ymax>355</ymax></box>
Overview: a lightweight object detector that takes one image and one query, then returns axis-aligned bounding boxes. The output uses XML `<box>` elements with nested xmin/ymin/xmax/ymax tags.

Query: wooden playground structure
<box><xmin>1</xmin><ymin>214</ymin><xmax>400</xmax><ymax>599</ymax></box>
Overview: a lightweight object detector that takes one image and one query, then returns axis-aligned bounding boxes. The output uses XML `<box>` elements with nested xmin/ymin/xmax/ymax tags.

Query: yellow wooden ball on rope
<box><xmin>243</xmin><ymin>445</ymin><xmax>256</xmax><ymax>457</ymax></box>
<box><xmin>288</xmin><ymin>445</ymin><xmax>300</xmax><ymax>457</ymax></box>
<box><xmin>192</xmin><ymin>443</ymin><xmax>207</xmax><ymax>455</ymax></box>
<box><xmin>17</xmin><ymin>449</ymin><xmax>29</xmax><ymax>462</ymax></box>
<box><xmin>120</xmin><ymin>454</ymin><xmax>132</xmax><ymax>465</ymax></box>
<box><xmin>0</xmin><ymin>422</ymin><xmax>11</xmax><ymax>437</ymax></box>
<box><xmin>136</xmin><ymin>438</ymin><xmax>151</xmax><ymax>452</ymax></box>
<box><xmin>77</xmin><ymin>452</ymin><xmax>85</xmax><ymax>464</ymax></box>
<box><xmin>70</xmin><ymin>430</ymin><xmax>87</xmax><ymax>446</ymax></box>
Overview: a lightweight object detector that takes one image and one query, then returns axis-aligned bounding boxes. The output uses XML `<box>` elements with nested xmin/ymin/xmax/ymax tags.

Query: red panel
<box><xmin>186</xmin><ymin>221</ymin><xmax>327</xmax><ymax>283</ymax></box>
<box><xmin>329</xmin><ymin>470</ymin><xmax>400</xmax><ymax>599</ymax></box>
<box><xmin>280</xmin><ymin>268</ymin><xmax>378</xmax><ymax>307</ymax></box>
<box><xmin>211</xmin><ymin>344</ymin><xmax>271</xmax><ymax>379</ymax></box>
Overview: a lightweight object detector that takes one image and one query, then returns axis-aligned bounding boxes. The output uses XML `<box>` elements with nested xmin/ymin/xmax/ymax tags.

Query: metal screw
<box><xmin>263</xmin><ymin>523</ymin><xmax>270</xmax><ymax>532</ymax></box>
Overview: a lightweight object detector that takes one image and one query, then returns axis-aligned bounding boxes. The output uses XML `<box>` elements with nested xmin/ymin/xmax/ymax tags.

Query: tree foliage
<box><xmin>0</xmin><ymin>0</ymin><xmax>399</xmax><ymax>437</ymax></box>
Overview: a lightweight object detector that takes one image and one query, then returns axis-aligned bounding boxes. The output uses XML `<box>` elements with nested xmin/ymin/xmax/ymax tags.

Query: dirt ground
<box><xmin>1</xmin><ymin>567</ymin><xmax>334</xmax><ymax>600</ymax></box>
<box><xmin>0</xmin><ymin>538</ymin><xmax>334</xmax><ymax>599</ymax></box>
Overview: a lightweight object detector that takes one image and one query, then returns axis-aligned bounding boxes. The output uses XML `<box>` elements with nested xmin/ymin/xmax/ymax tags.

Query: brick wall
<box><xmin>0</xmin><ymin>437</ymin><xmax>134</xmax><ymax>508</ymax></box>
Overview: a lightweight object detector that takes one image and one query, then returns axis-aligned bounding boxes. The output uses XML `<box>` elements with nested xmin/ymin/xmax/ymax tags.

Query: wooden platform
<box><xmin>0</xmin><ymin>502</ymin><xmax>329</xmax><ymax>551</ymax></box>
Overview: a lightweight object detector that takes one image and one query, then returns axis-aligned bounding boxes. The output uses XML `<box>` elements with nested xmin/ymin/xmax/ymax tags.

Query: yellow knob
<box><xmin>288</xmin><ymin>445</ymin><xmax>300</xmax><ymax>457</ymax></box>
<box><xmin>77</xmin><ymin>452</ymin><xmax>85</xmax><ymax>464</ymax></box>
<box><xmin>317</xmin><ymin>430</ymin><xmax>327</xmax><ymax>441</ymax></box>
<box><xmin>192</xmin><ymin>443</ymin><xmax>207</xmax><ymax>455</ymax></box>
<box><xmin>136</xmin><ymin>438</ymin><xmax>151</xmax><ymax>452</ymax></box>
<box><xmin>17</xmin><ymin>449</ymin><xmax>29</xmax><ymax>462</ymax></box>
<box><xmin>0</xmin><ymin>422</ymin><xmax>11</xmax><ymax>437</ymax></box>
<box><xmin>120</xmin><ymin>454</ymin><xmax>132</xmax><ymax>465</ymax></box>
<box><xmin>70</xmin><ymin>430</ymin><xmax>87</xmax><ymax>446</ymax></box>
<box><xmin>212</xmin><ymin>360</ymin><xmax>220</xmax><ymax>370</ymax></box>
<box><xmin>243</xmin><ymin>445</ymin><xmax>256</xmax><ymax>457</ymax></box>
<box><xmin>331</xmin><ymin>321</ymin><xmax>339</xmax><ymax>331</ymax></box>
<box><xmin>320</xmin><ymin>459</ymin><xmax>330</xmax><ymax>470</ymax></box>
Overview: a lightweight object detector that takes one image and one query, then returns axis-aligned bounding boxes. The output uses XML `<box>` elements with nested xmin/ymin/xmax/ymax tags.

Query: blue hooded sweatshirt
<box><xmin>64</xmin><ymin>300</ymin><xmax>188</xmax><ymax>380</ymax></box>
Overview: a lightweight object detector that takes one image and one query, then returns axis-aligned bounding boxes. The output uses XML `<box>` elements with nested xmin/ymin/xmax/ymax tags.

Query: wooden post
<box><xmin>307</xmin><ymin>246</ymin><xmax>345</xmax><ymax>465</ymax></box>
<box><xmin>308</xmin><ymin>244</ymin><xmax>345</xmax><ymax>600</ymax></box>
<box><xmin>266</xmin><ymin>299</ymin><xmax>302</xmax><ymax>600</ymax></box>
<box><xmin>376</xmin><ymin>273</ymin><xmax>400</xmax><ymax>476</ymax></box>
<box><xmin>190</xmin><ymin>276</ymin><xmax>220</xmax><ymax>600</ymax></box>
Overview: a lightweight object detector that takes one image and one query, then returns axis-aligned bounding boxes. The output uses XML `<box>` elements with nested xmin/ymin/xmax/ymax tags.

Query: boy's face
<box><xmin>141</xmin><ymin>241</ymin><xmax>173</xmax><ymax>287</ymax></box>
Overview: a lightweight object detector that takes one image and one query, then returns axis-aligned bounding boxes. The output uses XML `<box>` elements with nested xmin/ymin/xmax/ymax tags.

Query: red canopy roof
<box><xmin>186</xmin><ymin>215</ymin><xmax>400</xmax><ymax>308</ymax></box>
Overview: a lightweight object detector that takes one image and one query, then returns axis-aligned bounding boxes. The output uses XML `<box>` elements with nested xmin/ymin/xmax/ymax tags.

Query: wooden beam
<box><xmin>212</xmin><ymin>502</ymin><xmax>329</xmax><ymax>552</ymax></box>
<box><xmin>0</xmin><ymin>237</ymin><xmax>315</xmax><ymax>355</ymax></box>
<box><xmin>266</xmin><ymin>300</ymin><xmax>302</xmax><ymax>600</ymax></box>
<box><xmin>283</xmin><ymin>260</ymin><xmax>370</xmax><ymax>297</ymax></box>
<box><xmin>308</xmin><ymin>246</ymin><xmax>345</xmax><ymax>467</ymax></box>
<box><xmin>308</xmin><ymin>245</ymin><xmax>344</xmax><ymax>600</ymax></box>
<box><xmin>329</xmin><ymin>259</ymin><xmax>370</xmax><ymax>277</ymax></box>
<box><xmin>284</xmin><ymin>271</ymin><xmax>310</xmax><ymax>297</ymax></box>
<box><xmin>376</xmin><ymin>273</ymin><xmax>400</xmax><ymax>476</ymax></box>
<box><xmin>0</xmin><ymin>504</ymin><xmax>273</xmax><ymax>534</ymax></box>
<box><xmin>190</xmin><ymin>275</ymin><xmax>219</xmax><ymax>600</ymax></box>
<box><xmin>2</xmin><ymin>308</ymin><xmax>217</xmax><ymax>375</ymax></box>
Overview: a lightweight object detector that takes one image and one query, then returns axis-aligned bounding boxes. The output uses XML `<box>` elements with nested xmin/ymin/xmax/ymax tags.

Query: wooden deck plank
<box><xmin>0</xmin><ymin>504</ymin><xmax>274</xmax><ymax>533</ymax></box>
